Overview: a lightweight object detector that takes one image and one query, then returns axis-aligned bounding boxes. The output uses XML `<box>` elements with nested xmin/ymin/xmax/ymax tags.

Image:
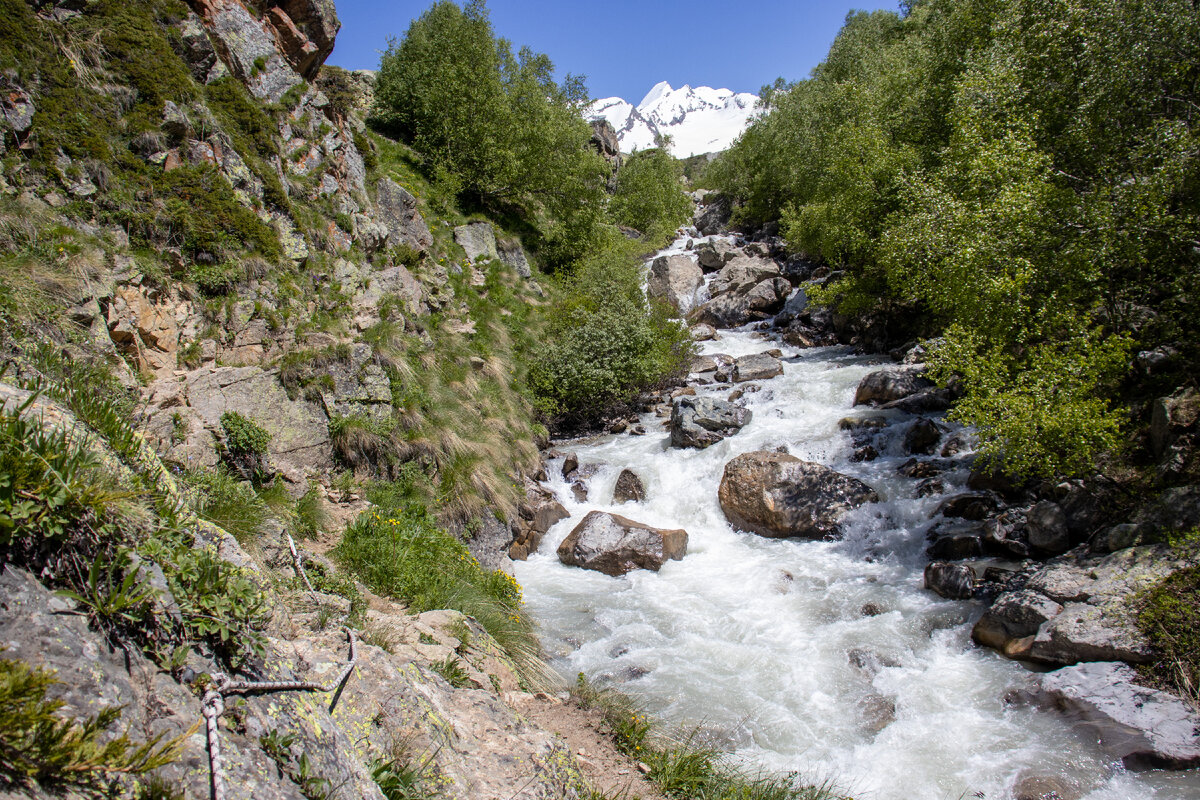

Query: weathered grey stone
<box><xmin>854</xmin><ymin>367</ymin><xmax>934</xmax><ymax>406</ymax></box>
<box><xmin>1012</xmin><ymin>775</ymin><xmax>1080</xmax><ymax>800</ymax></box>
<box><xmin>1038</xmin><ymin>661</ymin><xmax>1200</xmax><ymax>769</ymax></box>
<box><xmin>497</xmin><ymin>238</ymin><xmax>533</xmax><ymax>278</ymax></box>
<box><xmin>694</xmin><ymin>197</ymin><xmax>731</xmax><ymax>236</ymax></box>
<box><xmin>198</xmin><ymin>0</ymin><xmax>303</xmax><ymax>102</ymax></box>
<box><xmin>1030</xmin><ymin>602</ymin><xmax>1155</xmax><ymax>665</ymax></box>
<box><xmin>612</xmin><ymin>468</ymin><xmax>646</xmax><ymax>504</ymax></box>
<box><xmin>694</xmin><ymin>239</ymin><xmax>738</xmax><ymax>272</ymax></box>
<box><xmin>709</xmin><ymin>256</ymin><xmax>780</xmax><ymax>298</ymax></box>
<box><xmin>184</xmin><ymin>365</ymin><xmax>331</xmax><ymax>471</ymax></box>
<box><xmin>732</xmin><ymin>352</ymin><xmax>783</xmax><ymax>383</ymax></box>
<box><xmin>670</xmin><ymin>396</ymin><xmax>751</xmax><ymax>449</ymax></box>
<box><xmin>972</xmin><ymin>590</ymin><xmax>1063</xmax><ymax>652</ymax></box>
<box><xmin>718</xmin><ymin>451</ymin><xmax>878</xmax><ymax>539</ymax></box>
<box><xmin>647</xmin><ymin>254</ymin><xmax>703</xmax><ymax>313</ymax></box>
<box><xmin>376</xmin><ymin>178</ymin><xmax>433</xmax><ymax>252</ymax></box>
<box><xmin>924</xmin><ymin>561</ymin><xmax>975</xmax><ymax>599</ymax></box>
<box><xmin>557</xmin><ymin>511</ymin><xmax>688</xmax><ymax>576</ymax></box>
<box><xmin>454</xmin><ymin>221</ymin><xmax>499</xmax><ymax>264</ymax></box>
<box><xmin>510</xmin><ymin>482</ymin><xmax>569</xmax><ymax>560</ymax></box>
<box><xmin>690</xmin><ymin>323</ymin><xmax>718</xmax><ymax>341</ymax></box>
<box><xmin>1026</xmin><ymin>500</ymin><xmax>1070</xmax><ymax>555</ymax></box>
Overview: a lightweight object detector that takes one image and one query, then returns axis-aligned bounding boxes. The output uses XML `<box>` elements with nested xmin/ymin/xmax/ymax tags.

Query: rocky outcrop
<box><xmin>669</xmin><ymin>396</ymin><xmax>751</xmax><ymax>449</ymax></box>
<box><xmin>144</xmin><ymin>365</ymin><xmax>331</xmax><ymax>476</ymax></box>
<box><xmin>1036</xmin><ymin>662</ymin><xmax>1200</xmax><ymax>769</ymax></box>
<box><xmin>454</xmin><ymin>221</ymin><xmax>500</xmax><ymax>264</ymax></box>
<box><xmin>690</xmin><ymin>255</ymin><xmax>789</xmax><ymax>328</ymax></box>
<box><xmin>509</xmin><ymin>481</ymin><xmax>569</xmax><ymax>560</ymax></box>
<box><xmin>557</xmin><ymin>511</ymin><xmax>688</xmax><ymax>576</ymax></box>
<box><xmin>694</xmin><ymin>239</ymin><xmax>737</xmax><ymax>272</ymax></box>
<box><xmin>190</xmin><ymin>0</ymin><xmax>304</xmax><ymax>102</ymax></box>
<box><xmin>263</xmin><ymin>0</ymin><xmax>340</xmax><ymax>79</ymax></box>
<box><xmin>972</xmin><ymin>545</ymin><xmax>1197</xmax><ymax>666</ymax></box>
<box><xmin>647</xmin><ymin>254</ymin><xmax>703</xmax><ymax>314</ymax></box>
<box><xmin>718</xmin><ymin>451</ymin><xmax>878</xmax><ymax>539</ymax></box>
<box><xmin>376</xmin><ymin>178</ymin><xmax>434</xmax><ymax>252</ymax></box>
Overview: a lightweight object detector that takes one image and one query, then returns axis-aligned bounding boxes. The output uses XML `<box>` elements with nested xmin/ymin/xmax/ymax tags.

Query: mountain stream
<box><xmin>513</xmin><ymin>235</ymin><xmax>1199</xmax><ymax>800</ymax></box>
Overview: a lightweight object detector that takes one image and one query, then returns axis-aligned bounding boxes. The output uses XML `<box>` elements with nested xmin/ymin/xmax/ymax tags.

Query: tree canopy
<box><xmin>712</xmin><ymin>0</ymin><xmax>1200</xmax><ymax>478</ymax></box>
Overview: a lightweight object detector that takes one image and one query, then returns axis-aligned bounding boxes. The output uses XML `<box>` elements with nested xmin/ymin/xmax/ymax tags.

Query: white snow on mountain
<box><xmin>585</xmin><ymin>81</ymin><xmax>760</xmax><ymax>158</ymax></box>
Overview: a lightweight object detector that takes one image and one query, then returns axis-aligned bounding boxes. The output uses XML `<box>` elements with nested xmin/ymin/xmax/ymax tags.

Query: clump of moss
<box><xmin>1137</xmin><ymin>563</ymin><xmax>1200</xmax><ymax>704</ymax></box>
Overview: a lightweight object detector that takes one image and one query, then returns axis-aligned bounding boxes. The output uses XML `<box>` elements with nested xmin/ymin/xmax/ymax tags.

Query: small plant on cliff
<box><xmin>0</xmin><ymin>655</ymin><xmax>183</xmax><ymax>795</ymax></box>
<box><xmin>1136</xmin><ymin>563</ymin><xmax>1200</xmax><ymax>708</ymax></box>
<box><xmin>220</xmin><ymin>411</ymin><xmax>271</xmax><ymax>456</ymax></box>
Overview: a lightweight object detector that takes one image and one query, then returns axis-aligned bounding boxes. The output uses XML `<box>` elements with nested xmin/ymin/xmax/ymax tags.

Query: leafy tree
<box><xmin>609</xmin><ymin>148</ymin><xmax>692</xmax><ymax>239</ymax></box>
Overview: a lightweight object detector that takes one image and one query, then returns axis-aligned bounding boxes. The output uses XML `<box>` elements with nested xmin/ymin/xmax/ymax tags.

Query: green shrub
<box><xmin>220</xmin><ymin>412</ymin><xmax>271</xmax><ymax>456</ymax></box>
<box><xmin>430</xmin><ymin>655</ymin><xmax>470</xmax><ymax>688</ymax></box>
<box><xmin>164</xmin><ymin>545</ymin><xmax>269</xmax><ymax>665</ymax></box>
<box><xmin>530</xmin><ymin>251</ymin><xmax>693</xmax><ymax>428</ymax></box>
<box><xmin>333</xmin><ymin>505</ymin><xmax>546</xmax><ymax>686</ymax></box>
<box><xmin>0</xmin><ymin>656</ymin><xmax>182</xmax><ymax>794</ymax></box>
<box><xmin>609</xmin><ymin>148</ymin><xmax>692</xmax><ymax>241</ymax></box>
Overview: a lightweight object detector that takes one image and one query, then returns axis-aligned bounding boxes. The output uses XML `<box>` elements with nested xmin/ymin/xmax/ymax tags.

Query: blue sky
<box><xmin>328</xmin><ymin>0</ymin><xmax>902</xmax><ymax>102</ymax></box>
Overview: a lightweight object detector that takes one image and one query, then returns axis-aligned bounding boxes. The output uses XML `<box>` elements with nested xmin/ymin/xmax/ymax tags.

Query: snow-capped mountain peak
<box><xmin>586</xmin><ymin>82</ymin><xmax>760</xmax><ymax>158</ymax></box>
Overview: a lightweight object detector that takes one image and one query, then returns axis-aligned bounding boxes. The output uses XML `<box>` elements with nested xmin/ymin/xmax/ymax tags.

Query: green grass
<box><xmin>184</xmin><ymin>467</ymin><xmax>269</xmax><ymax>543</ymax></box>
<box><xmin>333</xmin><ymin>504</ymin><xmax>549</xmax><ymax>688</ymax></box>
<box><xmin>1136</xmin><ymin>562</ymin><xmax>1200</xmax><ymax>707</ymax></box>
<box><xmin>571</xmin><ymin>674</ymin><xmax>846</xmax><ymax>800</ymax></box>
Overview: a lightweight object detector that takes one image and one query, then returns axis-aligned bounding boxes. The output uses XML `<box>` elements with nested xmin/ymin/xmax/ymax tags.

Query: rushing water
<box><xmin>513</xmin><ymin>235</ymin><xmax>1200</xmax><ymax>800</ymax></box>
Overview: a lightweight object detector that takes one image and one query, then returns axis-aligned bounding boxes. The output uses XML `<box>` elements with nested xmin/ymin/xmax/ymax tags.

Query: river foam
<box><xmin>514</xmin><ymin>236</ymin><xmax>1199</xmax><ymax>800</ymax></box>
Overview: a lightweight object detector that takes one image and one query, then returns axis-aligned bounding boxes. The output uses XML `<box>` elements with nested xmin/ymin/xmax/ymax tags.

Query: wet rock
<box><xmin>1026</xmin><ymin>501</ymin><xmax>1070</xmax><ymax>555</ymax></box>
<box><xmin>731</xmin><ymin>352</ymin><xmax>783</xmax><ymax>383</ymax></box>
<box><xmin>924</xmin><ymin>561</ymin><xmax>975</xmax><ymax>599</ymax></box>
<box><xmin>1012</xmin><ymin>775</ymin><xmax>1080</xmax><ymax>800</ymax></box>
<box><xmin>860</xmin><ymin>603</ymin><xmax>884</xmax><ymax>617</ymax></box>
<box><xmin>914</xmin><ymin>478</ymin><xmax>944</xmax><ymax>498</ymax></box>
<box><xmin>510</xmin><ymin>483</ymin><xmax>569</xmax><ymax>560</ymax></box>
<box><xmin>851</xmin><ymin>445</ymin><xmax>878</xmax><ymax>463</ymax></box>
<box><xmin>968</xmin><ymin>462</ymin><xmax>1027</xmax><ymax>500</ymax></box>
<box><xmin>853</xmin><ymin>367</ymin><xmax>934</xmax><ymax>407</ymax></box>
<box><xmin>902</xmin><ymin>418</ymin><xmax>943</xmax><ymax>456</ymax></box>
<box><xmin>940</xmin><ymin>432</ymin><xmax>968</xmax><ymax>457</ymax></box>
<box><xmin>1089</xmin><ymin>523</ymin><xmax>1152</xmax><ymax>554</ymax></box>
<box><xmin>858</xmin><ymin>694</ymin><xmax>896</xmax><ymax>735</ymax></box>
<box><xmin>570</xmin><ymin>481</ymin><xmax>589</xmax><ymax>503</ymax></box>
<box><xmin>718</xmin><ymin>451</ymin><xmax>878</xmax><ymax>539</ymax></box>
<box><xmin>879</xmin><ymin>389</ymin><xmax>953</xmax><ymax>414</ymax></box>
<box><xmin>612</xmin><ymin>469</ymin><xmax>646</xmax><ymax>504</ymax></box>
<box><xmin>557</xmin><ymin>511</ymin><xmax>688</xmax><ymax>576</ymax></box>
<box><xmin>690</xmin><ymin>323</ymin><xmax>718</xmax><ymax>341</ymax></box>
<box><xmin>982</xmin><ymin>515</ymin><xmax>1032</xmax><ymax>559</ymax></box>
<box><xmin>562</xmin><ymin>452</ymin><xmax>579</xmax><ymax>479</ymax></box>
<box><xmin>647</xmin><ymin>255</ymin><xmax>704</xmax><ymax>314</ymax></box>
<box><xmin>1038</xmin><ymin>661</ymin><xmax>1200</xmax><ymax>769</ymax></box>
<box><xmin>926</xmin><ymin>525</ymin><xmax>983</xmax><ymax>560</ymax></box>
<box><xmin>670</xmin><ymin>396</ymin><xmax>751</xmax><ymax>449</ymax></box>
<box><xmin>902</xmin><ymin>460</ymin><xmax>945</xmax><ymax>479</ymax></box>
<box><xmin>936</xmin><ymin>492</ymin><xmax>999</xmax><ymax>521</ymax></box>
<box><xmin>972</xmin><ymin>590</ymin><xmax>1063</xmax><ymax>653</ymax></box>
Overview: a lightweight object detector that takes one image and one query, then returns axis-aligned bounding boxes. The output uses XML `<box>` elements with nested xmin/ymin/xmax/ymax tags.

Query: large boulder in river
<box><xmin>718</xmin><ymin>451</ymin><xmax>878</xmax><ymax>539</ymax></box>
<box><xmin>670</xmin><ymin>396</ymin><xmax>751</xmax><ymax>449</ymax></box>
<box><xmin>612</xmin><ymin>469</ymin><xmax>646</xmax><ymax>503</ymax></box>
<box><xmin>853</xmin><ymin>367</ymin><xmax>934</xmax><ymax>406</ymax></box>
<box><xmin>557</xmin><ymin>511</ymin><xmax>687</xmax><ymax>576</ymax></box>
<box><xmin>1037</xmin><ymin>661</ymin><xmax>1200</xmax><ymax>769</ymax></box>
<box><xmin>732</xmin><ymin>352</ymin><xmax>783</xmax><ymax>383</ymax></box>
<box><xmin>646</xmin><ymin>255</ymin><xmax>703</xmax><ymax>314</ymax></box>
<box><xmin>694</xmin><ymin>196</ymin><xmax>731</xmax><ymax>236</ymax></box>
<box><xmin>709</xmin><ymin>256</ymin><xmax>780</xmax><ymax>297</ymax></box>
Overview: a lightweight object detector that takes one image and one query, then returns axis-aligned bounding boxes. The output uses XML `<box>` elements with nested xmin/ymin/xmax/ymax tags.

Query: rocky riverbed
<box><xmin>512</xmin><ymin>224</ymin><xmax>1200</xmax><ymax>800</ymax></box>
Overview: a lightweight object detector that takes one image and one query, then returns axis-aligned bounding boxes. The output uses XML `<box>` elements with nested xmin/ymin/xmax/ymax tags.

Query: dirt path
<box><xmin>510</xmin><ymin>692</ymin><xmax>667</xmax><ymax>800</ymax></box>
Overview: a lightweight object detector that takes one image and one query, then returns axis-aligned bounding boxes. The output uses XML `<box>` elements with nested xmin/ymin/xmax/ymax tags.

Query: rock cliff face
<box><xmin>0</xmin><ymin>2</ymin><xmax>639</xmax><ymax>798</ymax></box>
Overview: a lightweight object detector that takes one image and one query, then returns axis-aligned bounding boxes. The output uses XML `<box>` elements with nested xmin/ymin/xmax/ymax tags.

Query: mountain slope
<box><xmin>586</xmin><ymin>81</ymin><xmax>760</xmax><ymax>157</ymax></box>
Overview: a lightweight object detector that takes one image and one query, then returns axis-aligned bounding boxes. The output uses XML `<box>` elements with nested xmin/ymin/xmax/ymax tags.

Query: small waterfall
<box><xmin>514</xmin><ymin>234</ymin><xmax>1192</xmax><ymax>800</ymax></box>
